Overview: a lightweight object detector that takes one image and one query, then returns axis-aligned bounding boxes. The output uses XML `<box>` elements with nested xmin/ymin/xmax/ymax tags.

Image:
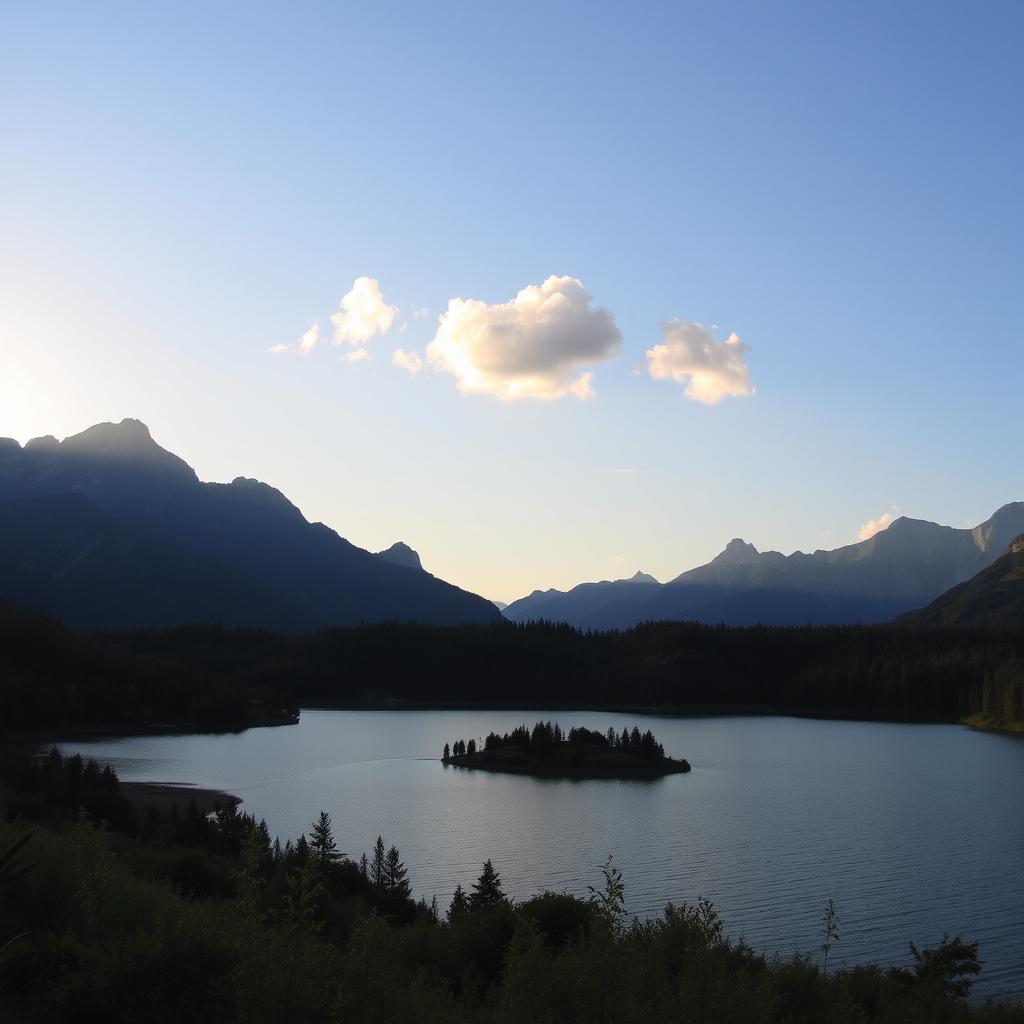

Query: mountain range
<box><xmin>503</xmin><ymin>504</ymin><xmax>1024</xmax><ymax>629</ymax></box>
<box><xmin>899</xmin><ymin>533</ymin><xmax>1024</xmax><ymax>630</ymax></box>
<box><xmin>0</xmin><ymin>420</ymin><xmax>499</xmax><ymax>630</ymax></box>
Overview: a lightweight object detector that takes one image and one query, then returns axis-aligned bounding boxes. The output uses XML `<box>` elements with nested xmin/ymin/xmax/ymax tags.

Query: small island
<box><xmin>442</xmin><ymin>721</ymin><xmax>691</xmax><ymax>779</ymax></box>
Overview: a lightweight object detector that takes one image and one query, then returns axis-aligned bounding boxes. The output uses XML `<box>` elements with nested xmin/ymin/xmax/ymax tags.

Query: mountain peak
<box><xmin>627</xmin><ymin>571</ymin><xmax>659</xmax><ymax>584</ymax></box>
<box><xmin>713</xmin><ymin>538</ymin><xmax>760</xmax><ymax>564</ymax></box>
<box><xmin>376</xmin><ymin>541</ymin><xmax>424</xmax><ymax>571</ymax></box>
<box><xmin>58</xmin><ymin>419</ymin><xmax>197</xmax><ymax>482</ymax></box>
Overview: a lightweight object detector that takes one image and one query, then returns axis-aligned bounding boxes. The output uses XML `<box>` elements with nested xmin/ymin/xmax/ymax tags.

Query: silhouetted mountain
<box><xmin>0</xmin><ymin>420</ymin><xmax>499</xmax><ymax>631</ymax></box>
<box><xmin>492</xmin><ymin>600</ymin><xmax>509</xmax><ymax>612</ymax></box>
<box><xmin>503</xmin><ymin>571</ymin><xmax>663</xmax><ymax>627</ymax></box>
<box><xmin>899</xmin><ymin>534</ymin><xmax>1024</xmax><ymax>630</ymax></box>
<box><xmin>375</xmin><ymin>541</ymin><xmax>424</xmax><ymax>571</ymax></box>
<box><xmin>504</xmin><ymin>506</ymin><xmax>1024</xmax><ymax>628</ymax></box>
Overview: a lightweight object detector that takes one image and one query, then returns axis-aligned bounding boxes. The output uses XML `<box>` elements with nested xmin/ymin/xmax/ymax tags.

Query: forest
<box><xmin>3</xmin><ymin>597</ymin><xmax>1022</xmax><ymax>736</ymax></box>
<box><xmin>444</xmin><ymin>721</ymin><xmax>690</xmax><ymax>778</ymax></box>
<box><xmin>1</xmin><ymin>748</ymin><xmax>1021</xmax><ymax>1023</ymax></box>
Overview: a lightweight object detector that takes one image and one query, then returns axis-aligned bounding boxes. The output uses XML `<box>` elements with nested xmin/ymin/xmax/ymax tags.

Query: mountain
<box><xmin>503</xmin><ymin>506</ymin><xmax>1024</xmax><ymax>629</ymax></box>
<box><xmin>898</xmin><ymin>534</ymin><xmax>1024</xmax><ymax>630</ymax></box>
<box><xmin>376</xmin><ymin>541</ymin><xmax>424</xmax><ymax>571</ymax></box>
<box><xmin>0</xmin><ymin>420</ymin><xmax>499</xmax><ymax>631</ymax></box>
<box><xmin>503</xmin><ymin>570</ymin><xmax>663</xmax><ymax>628</ymax></box>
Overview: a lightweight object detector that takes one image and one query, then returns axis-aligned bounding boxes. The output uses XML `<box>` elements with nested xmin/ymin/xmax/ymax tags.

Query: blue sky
<box><xmin>2</xmin><ymin>1</ymin><xmax>1021</xmax><ymax>602</ymax></box>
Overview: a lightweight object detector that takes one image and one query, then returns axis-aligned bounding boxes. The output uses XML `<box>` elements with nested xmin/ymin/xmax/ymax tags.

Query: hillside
<box><xmin>0</xmin><ymin>420</ymin><xmax>498</xmax><ymax>631</ymax></box>
<box><xmin>899</xmin><ymin>534</ymin><xmax>1024</xmax><ymax>631</ymax></box>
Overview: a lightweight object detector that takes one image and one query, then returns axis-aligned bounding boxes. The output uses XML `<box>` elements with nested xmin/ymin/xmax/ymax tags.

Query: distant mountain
<box><xmin>503</xmin><ymin>506</ymin><xmax>1024</xmax><ymax>629</ymax></box>
<box><xmin>898</xmin><ymin>534</ymin><xmax>1024</xmax><ymax>630</ymax></box>
<box><xmin>0</xmin><ymin>420</ymin><xmax>499</xmax><ymax>631</ymax></box>
<box><xmin>492</xmin><ymin>600</ymin><xmax>509</xmax><ymax>612</ymax></box>
<box><xmin>376</xmin><ymin>541</ymin><xmax>424</xmax><ymax>571</ymax></box>
<box><xmin>503</xmin><ymin>570</ymin><xmax>663</xmax><ymax>628</ymax></box>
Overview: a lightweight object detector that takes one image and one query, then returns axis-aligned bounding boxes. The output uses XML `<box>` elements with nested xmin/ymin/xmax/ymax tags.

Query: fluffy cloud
<box><xmin>858</xmin><ymin>506</ymin><xmax>899</xmax><ymax>541</ymax></box>
<box><xmin>425</xmin><ymin>275</ymin><xmax>621</xmax><ymax>400</ymax></box>
<box><xmin>331</xmin><ymin>277</ymin><xmax>398</xmax><ymax>346</ymax></box>
<box><xmin>392</xmin><ymin>348</ymin><xmax>424</xmax><ymax>375</ymax></box>
<box><xmin>341</xmin><ymin>347</ymin><xmax>370</xmax><ymax>363</ymax></box>
<box><xmin>646</xmin><ymin>320</ymin><xmax>754</xmax><ymax>404</ymax></box>
<box><xmin>266</xmin><ymin>322</ymin><xmax>320</xmax><ymax>356</ymax></box>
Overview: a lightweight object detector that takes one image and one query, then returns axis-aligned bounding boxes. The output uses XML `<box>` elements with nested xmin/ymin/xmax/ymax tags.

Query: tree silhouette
<box><xmin>384</xmin><ymin>846</ymin><xmax>411</xmax><ymax>900</ymax></box>
<box><xmin>469</xmin><ymin>859</ymin><xmax>507</xmax><ymax>911</ymax></box>
<box><xmin>447</xmin><ymin>883</ymin><xmax>468</xmax><ymax>922</ymax></box>
<box><xmin>310</xmin><ymin>810</ymin><xmax>341</xmax><ymax>868</ymax></box>
<box><xmin>370</xmin><ymin>835</ymin><xmax>386</xmax><ymax>892</ymax></box>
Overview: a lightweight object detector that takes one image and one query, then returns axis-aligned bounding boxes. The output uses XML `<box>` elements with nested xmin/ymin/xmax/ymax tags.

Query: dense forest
<box><xmin>444</xmin><ymin>721</ymin><xmax>690</xmax><ymax>777</ymax></box>
<box><xmin>1</xmin><ymin>750</ymin><xmax>1021</xmax><ymax>1023</ymax></box>
<box><xmin>3</xmin><ymin>598</ymin><xmax>1022</xmax><ymax>735</ymax></box>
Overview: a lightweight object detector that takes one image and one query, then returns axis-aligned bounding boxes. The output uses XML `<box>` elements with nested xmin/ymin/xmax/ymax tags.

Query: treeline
<box><xmin>445</xmin><ymin>721</ymin><xmax>667</xmax><ymax>761</ymax></box>
<box><xmin>0</xmin><ymin>599</ymin><xmax>298</xmax><ymax>733</ymax></box>
<box><xmin>2</xmin><ymin>754</ymin><xmax>1021</xmax><ymax>1022</ymax></box>
<box><xmin>3</xmin><ymin>598</ymin><xmax>1024</xmax><ymax>733</ymax></box>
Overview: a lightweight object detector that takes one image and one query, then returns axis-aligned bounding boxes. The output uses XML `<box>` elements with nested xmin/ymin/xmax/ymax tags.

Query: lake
<box><xmin>57</xmin><ymin>711</ymin><xmax>1024</xmax><ymax>1001</ymax></box>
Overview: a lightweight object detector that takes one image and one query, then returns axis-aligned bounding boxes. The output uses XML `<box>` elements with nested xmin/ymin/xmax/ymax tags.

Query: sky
<box><xmin>1</xmin><ymin>1</ymin><xmax>1022</xmax><ymax>603</ymax></box>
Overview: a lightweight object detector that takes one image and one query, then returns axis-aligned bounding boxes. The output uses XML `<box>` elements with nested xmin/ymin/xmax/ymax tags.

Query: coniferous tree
<box><xmin>443</xmin><ymin>742</ymin><xmax>450</xmax><ymax>761</ymax></box>
<box><xmin>467</xmin><ymin>738</ymin><xmax>476</xmax><ymax>755</ymax></box>
<box><xmin>370</xmin><ymin>835</ymin><xmax>386</xmax><ymax>892</ymax></box>
<box><xmin>469</xmin><ymin>859</ymin><xmax>507</xmax><ymax>911</ymax></box>
<box><xmin>384</xmin><ymin>845</ymin><xmax>411</xmax><ymax>900</ymax></box>
<box><xmin>310</xmin><ymin>810</ymin><xmax>340</xmax><ymax>868</ymax></box>
<box><xmin>447</xmin><ymin>884</ymin><xmax>468</xmax><ymax>922</ymax></box>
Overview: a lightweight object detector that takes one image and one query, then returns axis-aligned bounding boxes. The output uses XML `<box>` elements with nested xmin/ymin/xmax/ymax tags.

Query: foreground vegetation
<box><xmin>444</xmin><ymin>721</ymin><xmax>691</xmax><ymax>778</ymax></box>
<box><xmin>1</xmin><ymin>749</ymin><xmax>1022</xmax><ymax>1023</ymax></box>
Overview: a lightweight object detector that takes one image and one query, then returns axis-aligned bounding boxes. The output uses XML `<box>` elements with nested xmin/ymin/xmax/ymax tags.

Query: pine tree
<box><xmin>310</xmin><ymin>810</ymin><xmax>341</xmax><ymax>868</ymax></box>
<box><xmin>468</xmin><ymin>859</ymin><xmax>507</xmax><ymax>911</ymax></box>
<box><xmin>370</xmin><ymin>835</ymin><xmax>386</xmax><ymax>892</ymax></box>
<box><xmin>447</xmin><ymin>884</ymin><xmax>468</xmax><ymax>922</ymax></box>
<box><xmin>443</xmin><ymin>742</ymin><xmax>451</xmax><ymax>761</ymax></box>
<box><xmin>384</xmin><ymin>845</ymin><xmax>411</xmax><ymax>900</ymax></box>
<box><xmin>467</xmin><ymin>738</ymin><xmax>477</xmax><ymax>755</ymax></box>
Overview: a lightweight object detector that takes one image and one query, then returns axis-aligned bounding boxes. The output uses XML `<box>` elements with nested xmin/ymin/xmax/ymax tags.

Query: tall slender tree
<box><xmin>370</xmin><ymin>835</ymin><xmax>386</xmax><ymax>892</ymax></box>
<box><xmin>384</xmin><ymin>846</ymin><xmax>411</xmax><ymax>900</ymax></box>
<box><xmin>310</xmin><ymin>811</ymin><xmax>341</xmax><ymax>868</ymax></box>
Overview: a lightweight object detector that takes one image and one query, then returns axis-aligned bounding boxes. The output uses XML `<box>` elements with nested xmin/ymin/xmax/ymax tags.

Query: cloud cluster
<box><xmin>392</xmin><ymin>349</ymin><xmax>424</xmax><ymax>375</ymax></box>
<box><xmin>425</xmin><ymin>275</ymin><xmax>621</xmax><ymax>400</ymax></box>
<box><xmin>266</xmin><ymin>322</ymin><xmax>321</xmax><ymax>356</ymax></box>
<box><xmin>645</xmin><ymin>320</ymin><xmax>754</xmax><ymax>405</ymax></box>
<box><xmin>268</xmin><ymin>273</ymin><xmax>758</xmax><ymax>407</ymax></box>
<box><xmin>331</xmin><ymin>277</ymin><xmax>398</xmax><ymax>346</ymax></box>
<box><xmin>858</xmin><ymin>506</ymin><xmax>899</xmax><ymax>541</ymax></box>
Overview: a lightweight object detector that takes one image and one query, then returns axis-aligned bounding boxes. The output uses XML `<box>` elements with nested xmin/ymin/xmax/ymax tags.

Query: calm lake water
<box><xmin>58</xmin><ymin>711</ymin><xmax>1024</xmax><ymax>1001</ymax></box>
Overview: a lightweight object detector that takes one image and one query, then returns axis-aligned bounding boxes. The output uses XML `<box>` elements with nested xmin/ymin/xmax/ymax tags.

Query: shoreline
<box><xmin>119</xmin><ymin>781</ymin><xmax>242</xmax><ymax>815</ymax></box>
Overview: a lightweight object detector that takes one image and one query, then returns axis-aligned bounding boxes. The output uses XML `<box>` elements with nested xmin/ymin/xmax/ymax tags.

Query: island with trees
<box><xmin>442</xmin><ymin>721</ymin><xmax>691</xmax><ymax>779</ymax></box>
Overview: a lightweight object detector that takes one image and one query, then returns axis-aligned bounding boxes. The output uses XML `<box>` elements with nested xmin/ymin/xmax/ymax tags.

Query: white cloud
<box><xmin>425</xmin><ymin>275</ymin><xmax>621</xmax><ymax>400</ymax></box>
<box><xmin>266</xmin><ymin>321</ymin><xmax>320</xmax><ymax>356</ymax></box>
<box><xmin>568</xmin><ymin>371</ymin><xmax>597</xmax><ymax>400</ymax></box>
<box><xmin>331</xmin><ymin>277</ymin><xmax>398</xmax><ymax>347</ymax></box>
<box><xmin>341</xmin><ymin>347</ymin><xmax>371</xmax><ymax>363</ymax></box>
<box><xmin>297</xmin><ymin>322</ymin><xmax>320</xmax><ymax>355</ymax></box>
<box><xmin>392</xmin><ymin>348</ymin><xmax>424</xmax><ymax>375</ymax></box>
<box><xmin>412</xmin><ymin>305</ymin><xmax>431</xmax><ymax>320</ymax></box>
<box><xmin>646</xmin><ymin>320</ymin><xmax>754</xmax><ymax>404</ymax></box>
<box><xmin>859</xmin><ymin>506</ymin><xmax>899</xmax><ymax>541</ymax></box>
